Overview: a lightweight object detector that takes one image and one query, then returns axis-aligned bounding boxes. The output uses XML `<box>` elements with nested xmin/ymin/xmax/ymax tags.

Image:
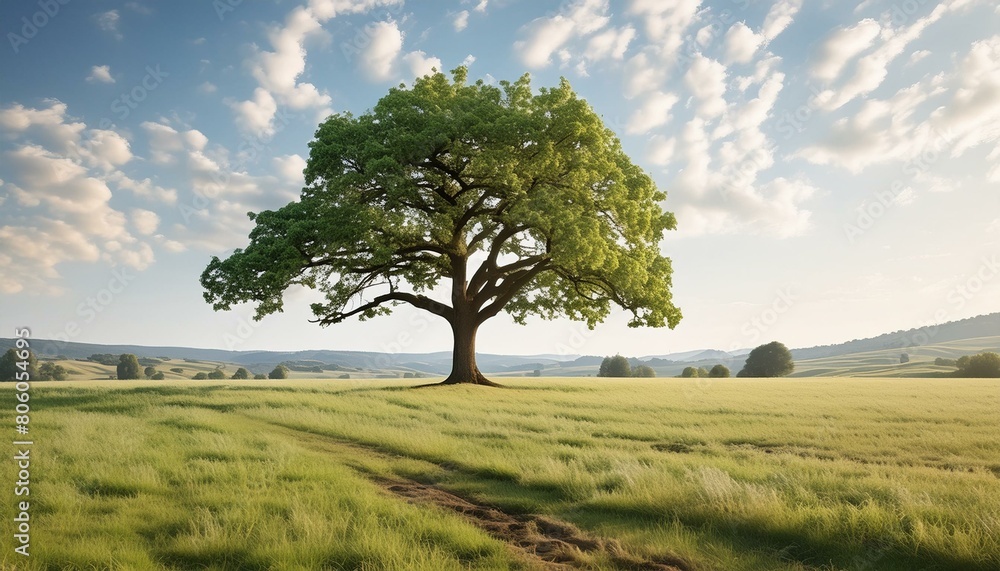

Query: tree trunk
<box><xmin>439</xmin><ymin>254</ymin><xmax>501</xmax><ymax>387</ymax></box>
<box><xmin>440</xmin><ymin>314</ymin><xmax>498</xmax><ymax>386</ymax></box>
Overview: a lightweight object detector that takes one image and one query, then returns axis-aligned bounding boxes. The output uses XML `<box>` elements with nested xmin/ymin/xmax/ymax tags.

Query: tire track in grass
<box><xmin>248</xmin><ymin>416</ymin><xmax>689</xmax><ymax>571</ymax></box>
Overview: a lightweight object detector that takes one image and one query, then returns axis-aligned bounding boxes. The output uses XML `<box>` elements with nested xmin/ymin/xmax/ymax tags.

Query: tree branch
<box><xmin>313</xmin><ymin>291</ymin><xmax>453</xmax><ymax>326</ymax></box>
<box><xmin>467</xmin><ymin>224</ymin><xmax>528</xmax><ymax>296</ymax></box>
<box><xmin>475</xmin><ymin>260</ymin><xmax>552</xmax><ymax>324</ymax></box>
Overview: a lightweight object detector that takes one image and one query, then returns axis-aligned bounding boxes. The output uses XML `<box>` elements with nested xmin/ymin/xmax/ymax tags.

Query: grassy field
<box><xmin>2</xmin><ymin>377</ymin><xmax>998</xmax><ymax>570</ymax></box>
<box><xmin>791</xmin><ymin>336</ymin><xmax>1000</xmax><ymax>378</ymax></box>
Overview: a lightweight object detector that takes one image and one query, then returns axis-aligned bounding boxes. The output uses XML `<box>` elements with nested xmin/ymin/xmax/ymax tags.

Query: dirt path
<box><xmin>256</xmin><ymin>418</ymin><xmax>690</xmax><ymax>571</ymax></box>
<box><xmin>377</xmin><ymin>475</ymin><xmax>688</xmax><ymax>571</ymax></box>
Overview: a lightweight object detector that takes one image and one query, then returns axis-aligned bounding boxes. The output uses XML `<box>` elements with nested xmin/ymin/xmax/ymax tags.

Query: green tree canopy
<box><xmin>598</xmin><ymin>355</ymin><xmax>632</xmax><ymax>377</ymax></box>
<box><xmin>737</xmin><ymin>342</ymin><xmax>795</xmax><ymax>378</ymax></box>
<box><xmin>117</xmin><ymin>354</ymin><xmax>141</xmax><ymax>380</ymax></box>
<box><xmin>269</xmin><ymin>365</ymin><xmax>289</xmax><ymax>380</ymax></box>
<box><xmin>192</xmin><ymin>372</ymin><xmax>209</xmax><ymax>380</ymax></box>
<box><xmin>38</xmin><ymin>362</ymin><xmax>68</xmax><ymax>381</ymax></box>
<box><xmin>144</xmin><ymin>366</ymin><xmax>157</xmax><ymax>378</ymax></box>
<box><xmin>201</xmin><ymin>68</ymin><xmax>680</xmax><ymax>386</ymax></box>
<box><xmin>708</xmin><ymin>364</ymin><xmax>731</xmax><ymax>378</ymax></box>
<box><xmin>232</xmin><ymin>367</ymin><xmax>251</xmax><ymax>380</ymax></box>
<box><xmin>957</xmin><ymin>352</ymin><xmax>1000</xmax><ymax>377</ymax></box>
<box><xmin>0</xmin><ymin>348</ymin><xmax>37</xmax><ymax>381</ymax></box>
<box><xmin>207</xmin><ymin>369</ymin><xmax>226</xmax><ymax>380</ymax></box>
<box><xmin>680</xmin><ymin>366</ymin><xmax>699</xmax><ymax>378</ymax></box>
<box><xmin>632</xmin><ymin>364</ymin><xmax>656</xmax><ymax>378</ymax></box>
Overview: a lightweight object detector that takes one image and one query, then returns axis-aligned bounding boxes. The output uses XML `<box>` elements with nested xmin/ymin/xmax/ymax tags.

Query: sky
<box><xmin>1</xmin><ymin>0</ymin><xmax>999</xmax><ymax>359</ymax></box>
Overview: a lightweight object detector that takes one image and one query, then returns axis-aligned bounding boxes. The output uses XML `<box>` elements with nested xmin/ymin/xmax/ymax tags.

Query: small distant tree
<box><xmin>254</xmin><ymin>373</ymin><xmax>268</xmax><ymax>380</ymax></box>
<box><xmin>0</xmin><ymin>349</ymin><xmax>37</xmax><ymax>381</ymax></box>
<box><xmin>958</xmin><ymin>352</ymin><xmax>1000</xmax><ymax>378</ymax></box>
<box><xmin>151</xmin><ymin>371</ymin><xmax>165</xmax><ymax>380</ymax></box>
<box><xmin>89</xmin><ymin>353</ymin><xmax>119</xmax><ymax>366</ymax></box>
<box><xmin>192</xmin><ymin>372</ymin><xmax>209</xmax><ymax>380</ymax></box>
<box><xmin>170</xmin><ymin>367</ymin><xmax>184</xmax><ymax>374</ymax></box>
<box><xmin>956</xmin><ymin>355</ymin><xmax>971</xmax><ymax>371</ymax></box>
<box><xmin>598</xmin><ymin>355</ymin><xmax>631</xmax><ymax>377</ymax></box>
<box><xmin>738</xmin><ymin>341</ymin><xmax>794</xmax><ymax>377</ymax></box>
<box><xmin>697</xmin><ymin>366</ymin><xmax>710</xmax><ymax>377</ymax></box>
<box><xmin>709</xmin><ymin>364</ymin><xmax>730</xmax><ymax>378</ymax></box>
<box><xmin>144</xmin><ymin>366</ymin><xmax>157</xmax><ymax>379</ymax></box>
<box><xmin>337</xmin><ymin>373</ymin><xmax>350</xmax><ymax>379</ymax></box>
<box><xmin>269</xmin><ymin>365</ymin><xmax>289</xmax><ymax>380</ymax></box>
<box><xmin>531</xmin><ymin>369</ymin><xmax>542</xmax><ymax>377</ymax></box>
<box><xmin>207</xmin><ymin>369</ymin><xmax>226</xmax><ymax>380</ymax></box>
<box><xmin>680</xmin><ymin>366</ymin><xmax>699</xmax><ymax>378</ymax></box>
<box><xmin>231</xmin><ymin>367</ymin><xmax>251</xmax><ymax>380</ymax></box>
<box><xmin>37</xmin><ymin>362</ymin><xmax>68</xmax><ymax>381</ymax></box>
<box><xmin>117</xmin><ymin>354</ymin><xmax>141</xmax><ymax>380</ymax></box>
<box><xmin>633</xmin><ymin>364</ymin><xmax>656</xmax><ymax>378</ymax></box>
<box><xmin>899</xmin><ymin>353</ymin><xmax>909</xmax><ymax>364</ymax></box>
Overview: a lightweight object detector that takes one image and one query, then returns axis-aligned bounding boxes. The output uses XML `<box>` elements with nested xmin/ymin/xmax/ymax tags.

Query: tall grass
<box><xmin>2</xmin><ymin>378</ymin><xmax>998</xmax><ymax>570</ymax></box>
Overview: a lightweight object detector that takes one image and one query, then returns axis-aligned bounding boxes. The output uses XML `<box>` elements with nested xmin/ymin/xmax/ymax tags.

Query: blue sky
<box><xmin>1</xmin><ymin>0</ymin><xmax>999</xmax><ymax>358</ymax></box>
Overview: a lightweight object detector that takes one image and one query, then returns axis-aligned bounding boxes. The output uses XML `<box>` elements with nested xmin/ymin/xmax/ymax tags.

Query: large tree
<box><xmin>201</xmin><ymin>69</ymin><xmax>681</xmax><ymax>386</ymax></box>
<box><xmin>598</xmin><ymin>355</ymin><xmax>632</xmax><ymax>378</ymax></box>
<box><xmin>737</xmin><ymin>342</ymin><xmax>795</xmax><ymax>378</ymax></box>
<box><xmin>0</xmin><ymin>348</ymin><xmax>37</xmax><ymax>382</ymax></box>
<box><xmin>117</xmin><ymin>354</ymin><xmax>141</xmax><ymax>380</ymax></box>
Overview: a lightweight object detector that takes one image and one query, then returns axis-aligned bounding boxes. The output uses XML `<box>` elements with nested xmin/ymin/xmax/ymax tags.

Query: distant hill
<box><xmin>2</xmin><ymin>311</ymin><xmax>997</xmax><ymax>378</ymax></box>
<box><xmin>788</xmin><ymin>312</ymin><xmax>1000</xmax><ymax>360</ymax></box>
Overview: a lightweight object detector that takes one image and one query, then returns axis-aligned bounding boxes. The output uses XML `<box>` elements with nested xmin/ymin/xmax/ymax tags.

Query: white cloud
<box><xmin>908</xmin><ymin>50</ymin><xmax>931</xmax><ymax>65</ymax></box>
<box><xmin>695</xmin><ymin>25</ymin><xmax>715</xmax><ymax>48</ymax></box>
<box><xmin>131</xmin><ymin>209</ymin><xmax>160</xmax><ymax>235</ymax></box>
<box><xmin>402</xmin><ymin>50</ymin><xmax>442</xmax><ymax>79</ymax></box>
<box><xmin>586</xmin><ymin>26</ymin><xmax>636</xmax><ymax>61</ymax></box>
<box><xmin>627</xmin><ymin>0</ymin><xmax>701</xmax><ymax>59</ymax></box>
<box><xmin>0</xmin><ymin>102</ymin><xmax>161</xmax><ymax>292</ymax></box>
<box><xmin>87</xmin><ymin>65</ymin><xmax>115</xmax><ymax>84</ymax></box>
<box><xmin>684</xmin><ymin>55</ymin><xmax>728</xmax><ymax>119</ymax></box>
<box><xmin>626</xmin><ymin>91</ymin><xmax>679</xmax><ymax>134</ymax></box>
<box><xmin>454</xmin><ymin>10</ymin><xmax>470</xmax><ymax>31</ymax></box>
<box><xmin>810</xmin><ymin>19</ymin><xmax>880</xmax><ymax>83</ymax></box>
<box><xmin>233</xmin><ymin>1</ymin><xmax>404</xmax><ymax>132</ymax></box>
<box><xmin>248</xmin><ymin>6</ymin><xmax>333</xmax><ymax>111</ymax></box>
<box><xmin>0</xmin><ymin>101</ymin><xmax>86</xmax><ymax>155</ymax></box>
<box><xmin>646</xmin><ymin>135</ymin><xmax>676</xmax><ymax>165</ymax></box>
<box><xmin>82</xmin><ymin>129</ymin><xmax>132</xmax><ymax>171</ymax></box>
<box><xmin>761</xmin><ymin>0</ymin><xmax>802</xmax><ymax>40</ymax></box>
<box><xmin>229</xmin><ymin>87</ymin><xmax>278</xmax><ymax>136</ymax></box>
<box><xmin>813</xmin><ymin>0</ymin><xmax>981</xmax><ymax>111</ymax></box>
<box><xmin>622</xmin><ymin>51</ymin><xmax>666</xmax><ymax>98</ymax></box>
<box><xmin>274</xmin><ymin>154</ymin><xmax>307</xmax><ymax>183</ymax></box>
<box><xmin>97</xmin><ymin>10</ymin><xmax>122</xmax><ymax>40</ymax></box>
<box><xmin>360</xmin><ymin>21</ymin><xmax>404</xmax><ymax>80</ymax></box>
<box><xmin>798</xmin><ymin>35</ymin><xmax>1000</xmax><ymax>172</ymax></box>
<box><xmin>515</xmin><ymin>0</ymin><xmax>610</xmax><ymax>69</ymax></box>
<box><xmin>724</xmin><ymin>22</ymin><xmax>763</xmax><ymax>64</ymax></box>
<box><xmin>198</xmin><ymin>81</ymin><xmax>217</xmax><ymax>94</ymax></box>
<box><xmin>673</xmin><ymin>177</ymin><xmax>816</xmax><ymax>238</ymax></box>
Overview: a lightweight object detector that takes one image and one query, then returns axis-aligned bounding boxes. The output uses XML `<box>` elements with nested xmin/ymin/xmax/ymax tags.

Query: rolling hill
<box><xmin>2</xmin><ymin>312</ymin><xmax>998</xmax><ymax>379</ymax></box>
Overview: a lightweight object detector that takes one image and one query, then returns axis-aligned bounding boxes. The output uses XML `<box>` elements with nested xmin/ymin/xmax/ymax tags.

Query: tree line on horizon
<box><xmin>3</xmin><ymin>345</ymin><xmax>1000</xmax><ymax>381</ymax></box>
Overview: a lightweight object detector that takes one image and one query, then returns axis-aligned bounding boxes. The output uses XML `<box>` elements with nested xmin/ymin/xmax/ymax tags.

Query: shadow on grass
<box><xmin>569</xmin><ymin>503</ymin><xmax>994</xmax><ymax>571</ymax></box>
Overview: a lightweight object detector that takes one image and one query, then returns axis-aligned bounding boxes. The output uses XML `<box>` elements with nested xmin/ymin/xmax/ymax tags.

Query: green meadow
<box><xmin>3</xmin><ymin>377</ymin><xmax>999</xmax><ymax>570</ymax></box>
